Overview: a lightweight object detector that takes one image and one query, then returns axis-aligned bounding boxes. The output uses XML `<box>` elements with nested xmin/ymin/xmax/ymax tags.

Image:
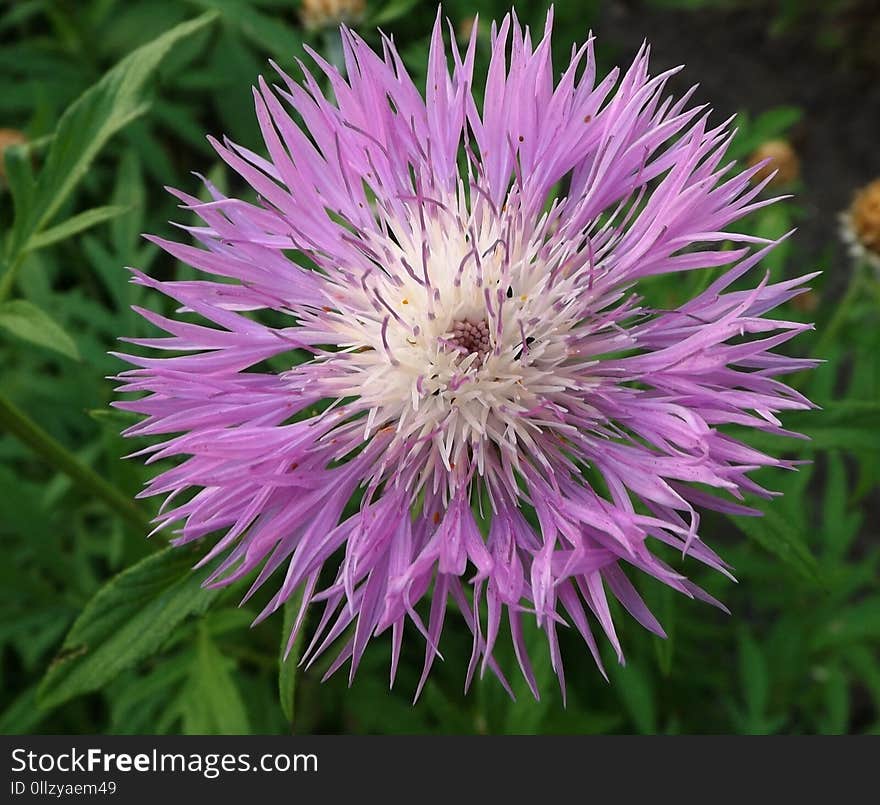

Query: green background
<box><xmin>1</xmin><ymin>0</ymin><xmax>878</xmax><ymax>734</ymax></box>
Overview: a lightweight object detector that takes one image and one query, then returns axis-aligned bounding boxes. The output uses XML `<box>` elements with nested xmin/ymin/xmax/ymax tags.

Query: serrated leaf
<box><xmin>27</xmin><ymin>205</ymin><xmax>129</xmax><ymax>252</ymax></box>
<box><xmin>729</xmin><ymin>400</ymin><xmax>880</xmax><ymax>455</ymax></box>
<box><xmin>806</xmin><ymin>428</ymin><xmax>880</xmax><ymax>452</ymax></box>
<box><xmin>822</xmin><ymin>452</ymin><xmax>861</xmax><ymax>558</ymax></box>
<box><xmin>7</xmin><ymin>12</ymin><xmax>218</xmax><ymax>258</ymax></box>
<box><xmin>108</xmin><ymin>652</ymin><xmax>193</xmax><ymax>735</ymax></box>
<box><xmin>732</xmin><ymin>507</ymin><xmax>822</xmax><ymax>584</ymax></box>
<box><xmin>812</xmin><ymin>597</ymin><xmax>880</xmax><ymax>651</ymax></box>
<box><xmin>36</xmin><ymin>547</ymin><xmax>220</xmax><ymax>710</ymax></box>
<box><xmin>0</xmin><ymin>299</ymin><xmax>80</xmax><ymax>359</ymax></box>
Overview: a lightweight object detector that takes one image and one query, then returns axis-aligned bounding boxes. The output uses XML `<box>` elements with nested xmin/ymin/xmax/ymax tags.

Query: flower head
<box><xmin>117</xmin><ymin>11</ymin><xmax>815</xmax><ymax>699</ymax></box>
<box><xmin>840</xmin><ymin>177</ymin><xmax>880</xmax><ymax>271</ymax></box>
<box><xmin>747</xmin><ymin>139</ymin><xmax>800</xmax><ymax>187</ymax></box>
<box><xmin>300</xmin><ymin>0</ymin><xmax>365</xmax><ymax>31</ymax></box>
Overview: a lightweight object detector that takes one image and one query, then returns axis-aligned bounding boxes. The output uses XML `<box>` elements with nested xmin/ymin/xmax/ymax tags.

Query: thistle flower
<box><xmin>117</xmin><ymin>11</ymin><xmax>816</xmax><ymax>699</ymax></box>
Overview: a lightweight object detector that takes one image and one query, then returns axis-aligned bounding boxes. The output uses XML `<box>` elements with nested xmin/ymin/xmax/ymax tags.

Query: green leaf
<box><xmin>0</xmin><ymin>0</ymin><xmax>46</xmax><ymax>35</ymax></box>
<box><xmin>0</xmin><ymin>299</ymin><xmax>80</xmax><ymax>359</ymax></box>
<box><xmin>738</xmin><ymin>629</ymin><xmax>770</xmax><ymax>728</ymax></box>
<box><xmin>650</xmin><ymin>584</ymin><xmax>676</xmax><ymax>677</ymax></box>
<box><xmin>611</xmin><ymin>663</ymin><xmax>656</xmax><ymax>734</ymax></box>
<box><xmin>821</xmin><ymin>665</ymin><xmax>849</xmax><ymax>734</ymax></box>
<box><xmin>809</xmin><ymin>428</ymin><xmax>880</xmax><ymax>452</ymax></box>
<box><xmin>36</xmin><ymin>547</ymin><xmax>221</xmax><ymax>710</ymax></box>
<box><xmin>812</xmin><ymin>597</ymin><xmax>880</xmax><ymax>651</ymax></box>
<box><xmin>186</xmin><ymin>0</ymin><xmax>300</xmax><ymax>61</ymax></box>
<box><xmin>732</xmin><ymin>507</ymin><xmax>822</xmax><ymax>584</ymax></box>
<box><xmin>3</xmin><ymin>142</ymin><xmax>35</xmax><ymax>230</ymax></box>
<box><xmin>729</xmin><ymin>401</ymin><xmax>880</xmax><ymax>455</ymax></box>
<box><xmin>503</xmin><ymin>620</ymin><xmax>554</xmax><ymax>734</ymax></box>
<box><xmin>179</xmin><ymin>624</ymin><xmax>250</xmax><ymax>734</ymax></box>
<box><xmin>111</xmin><ymin>150</ymin><xmax>145</xmax><ymax>259</ymax></box>
<box><xmin>0</xmin><ymin>686</ymin><xmax>47</xmax><ymax>735</ymax></box>
<box><xmin>7</xmin><ymin>12</ymin><xmax>218</xmax><ymax>258</ymax></box>
<box><xmin>278</xmin><ymin>587</ymin><xmax>307</xmax><ymax>727</ymax></box>
<box><xmin>368</xmin><ymin>0</ymin><xmax>420</xmax><ymax>26</ymax></box>
<box><xmin>27</xmin><ymin>205</ymin><xmax>129</xmax><ymax>252</ymax></box>
<box><xmin>821</xmin><ymin>452</ymin><xmax>861</xmax><ymax>558</ymax></box>
<box><xmin>751</xmin><ymin>106</ymin><xmax>803</xmax><ymax>139</ymax></box>
<box><xmin>108</xmin><ymin>652</ymin><xmax>193</xmax><ymax>735</ymax></box>
<box><xmin>845</xmin><ymin>646</ymin><xmax>880</xmax><ymax>713</ymax></box>
<box><xmin>752</xmin><ymin>205</ymin><xmax>793</xmax><ymax>275</ymax></box>
<box><xmin>729</xmin><ymin>105</ymin><xmax>803</xmax><ymax>159</ymax></box>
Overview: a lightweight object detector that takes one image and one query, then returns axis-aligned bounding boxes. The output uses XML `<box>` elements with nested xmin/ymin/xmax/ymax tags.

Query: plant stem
<box><xmin>0</xmin><ymin>393</ymin><xmax>150</xmax><ymax>531</ymax></box>
<box><xmin>814</xmin><ymin>269</ymin><xmax>865</xmax><ymax>359</ymax></box>
<box><xmin>791</xmin><ymin>265</ymin><xmax>866</xmax><ymax>389</ymax></box>
<box><xmin>279</xmin><ymin>587</ymin><xmax>307</xmax><ymax>732</ymax></box>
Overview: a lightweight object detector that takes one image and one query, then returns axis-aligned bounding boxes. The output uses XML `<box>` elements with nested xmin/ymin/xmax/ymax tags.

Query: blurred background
<box><xmin>1</xmin><ymin>0</ymin><xmax>878</xmax><ymax>735</ymax></box>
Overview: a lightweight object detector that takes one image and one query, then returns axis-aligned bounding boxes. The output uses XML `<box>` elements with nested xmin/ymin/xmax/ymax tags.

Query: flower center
<box><xmin>444</xmin><ymin>318</ymin><xmax>491</xmax><ymax>367</ymax></box>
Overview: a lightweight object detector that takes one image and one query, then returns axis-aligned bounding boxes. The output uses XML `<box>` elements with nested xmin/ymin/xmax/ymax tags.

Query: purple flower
<box><xmin>117</xmin><ymin>11</ymin><xmax>816</xmax><ymax>699</ymax></box>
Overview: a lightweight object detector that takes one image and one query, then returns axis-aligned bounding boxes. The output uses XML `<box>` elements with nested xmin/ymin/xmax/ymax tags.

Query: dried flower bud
<box><xmin>791</xmin><ymin>289</ymin><xmax>819</xmax><ymax>314</ymax></box>
<box><xmin>840</xmin><ymin>178</ymin><xmax>880</xmax><ymax>270</ymax></box>
<box><xmin>747</xmin><ymin>139</ymin><xmax>800</xmax><ymax>187</ymax></box>
<box><xmin>849</xmin><ymin>179</ymin><xmax>880</xmax><ymax>255</ymax></box>
<box><xmin>0</xmin><ymin>128</ymin><xmax>27</xmax><ymax>183</ymax></box>
<box><xmin>300</xmin><ymin>0</ymin><xmax>365</xmax><ymax>31</ymax></box>
<box><xmin>457</xmin><ymin>16</ymin><xmax>477</xmax><ymax>43</ymax></box>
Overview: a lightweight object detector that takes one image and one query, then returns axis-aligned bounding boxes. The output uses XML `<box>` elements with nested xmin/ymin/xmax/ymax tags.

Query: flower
<box><xmin>300</xmin><ymin>0</ymin><xmax>365</xmax><ymax>31</ymax></box>
<box><xmin>840</xmin><ymin>177</ymin><xmax>880</xmax><ymax>271</ymax></box>
<box><xmin>117</xmin><ymin>11</ymin><xmax>816</xmax><ymax>700</ymax></box>
<box><xmin>747</xmin><ymin>139</ymin><xmax>800</xmax><ymax>187</ymax></box>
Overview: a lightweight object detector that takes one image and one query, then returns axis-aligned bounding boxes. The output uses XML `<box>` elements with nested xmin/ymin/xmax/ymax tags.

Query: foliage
<box><xmin>0</xmin><ymin>0</ymin><xmax>877</xmax><ymax>735</ymax></box>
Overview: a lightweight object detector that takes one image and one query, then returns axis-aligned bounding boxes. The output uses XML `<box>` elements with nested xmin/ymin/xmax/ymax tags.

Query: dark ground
<box><xmin>599</xmin><ymin>0</ymin><xmax>880</xmax><ymax>300</ymax></box>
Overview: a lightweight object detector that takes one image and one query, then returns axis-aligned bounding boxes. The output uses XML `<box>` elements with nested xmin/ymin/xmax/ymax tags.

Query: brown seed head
<box><xmin>849</xmin><ymin>177</ymin><xmax>880</xmax><ymax>257</ymax></box>
<box><xmin>747</xmin><ymin>139</ymin><xmax>800</xmax><ymax>187</ymax></box>
<box><xmin>300</xmin><ymin>0</ymin><xmax>365</xmax><ymax>31</ymax></box>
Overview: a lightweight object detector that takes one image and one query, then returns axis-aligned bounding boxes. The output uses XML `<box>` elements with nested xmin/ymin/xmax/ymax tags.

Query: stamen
<box><xmin>380</xmin><ymin>316</ymin><xmax>399</xmax><ymax>366</ymax></box>
<box><xmin>444</xmin><ymin>318</ymin><xmax>491</xmax><ymax>368</ymax></box>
